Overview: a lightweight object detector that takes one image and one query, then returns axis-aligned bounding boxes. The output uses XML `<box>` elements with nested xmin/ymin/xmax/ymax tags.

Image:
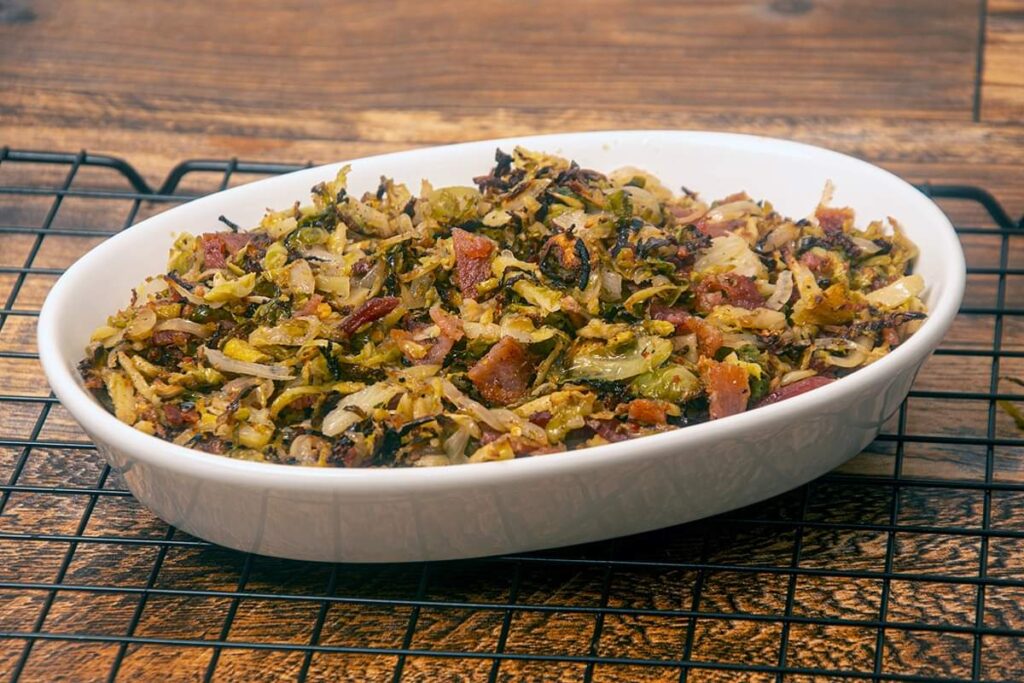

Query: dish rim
<box><xmin>37</xmin><ymin>129</ymin><xmax>966</xmax><ymax>491</ymax></box>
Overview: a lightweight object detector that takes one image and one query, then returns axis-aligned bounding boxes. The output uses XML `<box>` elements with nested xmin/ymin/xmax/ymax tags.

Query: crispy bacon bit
<box><xmin>478</xmin><ymin>427</ymin><xmax>502</xmax><ymax>446</ymax></box>
<box><xmin>297</xmin><ymin>294</ymin><xmax>324</xmax><ymax>317</ymax></box>
<box><xmin>757</xmin><ymin>375</ymin><xmax>835</xmax><ymax>407</ymax></box>
<box><xmin>586</xmin><ymin>418</ymin><xmax>629</xmax><ymax>443</ymax></box>
<box><xmin>693</xmin><ymin>273</ymin><xmax>766</xmax><ymax>313</ymax></box>
<box><xmin>221</xmin><ymin>232</ymin><xmax>253</xmax><ymax>253</ymax></box>
<box><xmin>152</xmin><ymin>330</ymin><xmax>190</xmax><ymax>347</ymax></box>
<box><xmin>420</xmin><ymin>335</ymin><xmax>457</xmax><ymax>365</ymax></box>
<box><xmin>199</xmin><ymin>232</ymin><xmax>254</xmax><ymax>269</ymax></box>
<box><xmin>698</xmin><ymin>359</ymin><xmax>750</xmax><ymax>420</ymax></box>
<box><xmin>513</xmin><ymin>441</ymin><xmax>565</xmax><ymax>456</ymax></box>
<box><xmin>467</xmin><ymin>336</ymin><xmax>533</xmax><ymax>406</ymax></box>
<box><xmin>192</xmin><ymin>435</ymin><xmax>228</xmax><ymax>455</ymax></box>
<box><xmin>420</xmin><ymin>306</ymin><xmax>465</xmax><ymax>365</ymax></box>
<box><xmin>164</xmin><ymin>404</ymin><xmax>199</xmax><ymax>427</ymax></box>
<box><xmin>394</xmin><ymin>307</ymin><xmax>466</xmax><ymax>366</ymax></box>
<box><xmin>626</xmin><ymin>399</ymin><xmax>668</xmax><ymax>425</ymax></box>
<box><xmin>800</xmin><ymin>250</ymin><xmax>830</xmax><ymax>275</ymax></box>
<box><xmin>695</xmin><ymin>217</ymin><xmax>744</xmax><ymax>238</ymax></box>
<box><xmin>201</xmin><ymin>234</ymin><xmax>227</xmax><ymax>269</ymax></box>
<box><xmin>339</xmin><ymin>296</ymin><xmax>400</xmax><ymax>336</ymax></box>
<box><xmin>815</xmin><ymin>207</ymin><xmax>854</xmax><ymax>234</ymax></box>
<box><xmin>651</xmin><ymin>304</ymin><xmax>724</xmax><ymax>357</ymax></box>
<box><xmin>668</xmin><ymin>203</ymin><xmax>708</xmax><ymax>225</ymax></box>
<box><xmin>287</xmin><ymin>394</ymin><xmax>319</xmax><ymax>413</ymax></box>
<box><xmin>350</xmin><ymin>258</ymin><xmax>372</xmax><ymax>277</ymax></box>
<box><xmin>883</xmin><ymin>327</ymin><xmax>900</xmax><ymax>348</ymax></box>
<box><xmin>529</xmin><ymin>410</ymin><xmax>553</xmax><ymax>428</ymax></box>
<box><xmin>430</xmin><ymin>306</ymin><xmax>464</xmax><ymax>341</ymax></box>
<box><xmin>452</xmin><ymin>228</ymin><xmax>495</xmax><ymax>299</ymax></box>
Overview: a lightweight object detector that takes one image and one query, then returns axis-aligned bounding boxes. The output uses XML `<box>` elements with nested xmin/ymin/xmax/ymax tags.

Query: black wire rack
<box><xmin>0</xmin><ymin>147</ymin><xmax>1022</xmax><ymax>682</ymax></box>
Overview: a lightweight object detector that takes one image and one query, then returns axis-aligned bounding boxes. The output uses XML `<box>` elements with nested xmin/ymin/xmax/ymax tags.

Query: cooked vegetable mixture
<box><xmin>80</xmin><ymin>148</ymin><xmax>927</xmax><ymax>467</ymax></box>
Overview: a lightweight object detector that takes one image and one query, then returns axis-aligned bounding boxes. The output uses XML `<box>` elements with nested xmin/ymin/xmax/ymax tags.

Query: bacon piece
<box><xmin>339</xmin><ymin>296</ymin><xmax>400</xmax><ymax>336</ymax></box>
<box><xmin>420</xmin><ymin>335</ymin><xmax>457</xmax><ymax>365</ymax></box>
<box><xmin>220</xmin><ymin>232</ymin><xmax>254</xmax><ymax>252</ymax></box>
<box><xmin>164</xmin><ymin>404</ymin><xmax>199</xmax><ymax>427</ymax></box>
<box><xmin>815</xmin><ymin>206</ymin><xmax>854</xmax><ymax>234</ymax></box>
<box><xmin>451</xmin><ymin>228</ymin><xmax>495</xmax><ymax>299</ymax></box>
<box><xmin>152</xmin><ymin>330</ymin><xmax>190</xmax><ymax>347</ymax></box>
<box><xmin>800</xmin><ymin>250</ymin><xmax>829</xmax><ymax>276</ymax></box>
<box><xmin>651</xmin><ymin>304</ymin><xmax>724</xmax><ymax>358</ymax></box>
<box><xmin>421</xmin><ymin>307</ymin><xmax>465</xmax><ymax>365</ymax></box>
<box><xmin>626</xmin><ymin>399</ymin><xmax>668</xmax><ymax>425</ymax></box>
<box><xmin>393</xmin><ymin>307</ymin><xmax>465</xmax><ymax>366</ymax></box>
<box><xmin>430</xmin><ymin>306</ymin><xmax>464</xmax><ymax>340</ymax></box>
<box><xmin>199</xmin><ymin>232</ymin><xmax>254</xmax><ymax>269</ymax></box>
<box><xmin>668</xmin><ymin>203</ymin><xmax>708</xmax><ymax>225</ymax></box>
<box><xmin>698</xmin><ymin>358</ymin><xmax>750</xmax><ymax>420</ymax></box>
<box><xmin>513</xmin><ymin>441</ymin><xmax>565</xmax><ymax>457</ymax></box>
<box><xmin>297</xmin><ymin>293</ymin><xmax>324</xmax><ymax>317</ymax></box>
<box><xmin>585</xmin><ymin>418</ymin><xmax>629</xmax><ymax>443</ymax></box>
<box><xmin>467</xmin><ymin>336</ymin><xmax>533</xmax><ymax>406</ymax></box>
<box><xmin>757</xmin><ymin>375</ymin><xmax>835</xmax><ymax>407</ymax></box>
<box><xmin>200</xmin><ymin>234</ymin><xmax>227</xmax><ymax>269</ymax></box>
<box><xmin>883</xmin><ymin>327</ymin><xmax>900</xmax><ymax>348</ymax></box>
<box><xmin>528</xmin><ymin>410</ymin><xmax>553</xmax><ymax>428</ymax></box>
<box><xmin>694</xmin><ymin>217</ymin><xmax>744</xmax><ymax>238</ymax></box>
<box><xmin>693</xmin><ymin>273</ymin><xmax>765</xmax><ymax>313</ymax></box>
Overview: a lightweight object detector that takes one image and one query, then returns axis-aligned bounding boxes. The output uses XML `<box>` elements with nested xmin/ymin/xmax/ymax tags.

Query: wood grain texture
<box><xmin>1</xmin><ymin>0</ymin><xmax>1024</xmax><ymax>680</ymax></box>
<box><xmin>0</xmin><ymin>0</ymin><xmax>981</xmax><ymax>119</ymax></box>
<box><xmin>981</xmin><ymin>0</ymin><xmax>1024</xmax><ymax>122</ymax></box>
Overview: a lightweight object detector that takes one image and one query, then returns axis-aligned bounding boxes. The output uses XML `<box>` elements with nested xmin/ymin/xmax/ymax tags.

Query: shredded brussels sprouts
<box><xmin>79</xmin><ymin>147</ymin><xmax>927</xmax><ymax>467</ymax></box>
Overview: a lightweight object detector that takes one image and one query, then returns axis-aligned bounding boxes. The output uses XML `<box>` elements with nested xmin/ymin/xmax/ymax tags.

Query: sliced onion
<box><xmin>415</xmin><ymin>454</ymin><xmax>452</xmax><ymax>467</ymax></box>
<box><xmin>441</xmin><ymin>379</ymin><xmax>506</xmax><ymax>432</ymax></box>
<box><xmin>165</xmin><ymin>277</ymin><xmax>210</xmax><ymax>306</ymax></box>
<box><xmin>765</xmin><ymin>270</ymin><xmax>794</xmax><ymax>310</ymax></box>
<box><xmin>721</xmin><ymin>332</ymin><xmax>759</xmax><ymax>348</ymax></box>
<box><xmin>814</xmin><ymin>338</ymin><xmax>871</xmax><ymax>368</ymax></box>
<box><xmin>705</xmin><ymin>199</ymin><xmax>761</xmax><ymax>223</ymax></box>
<box><xmin>865</xmin><ymin>274</ymin><xmax>924</xmax><ymax>309</ymax></box>
<box><xmin>249</xmin><ymin>317</ymin><xmax>320</xmax><ymax>347</ymax></box>
<box><xmin>117</xmin><ymin>352</ymin><xmax>159</xmax><ymax>404</ymax></box>
<box><xmin>443</xmin><ymin>425</ymin><xmax>472</xmax><ymax>464</ymax></box>
<box><xmin>491</xmin><ymin>408</ymin><xmax>548</xmax><ymax>443</ymax></box>
<box><xmin>298</xmin><ymin>246</ymin><xmax>343</xmax><ymax>264</ymax></box>
<box><xmin>320</xmin><ymin>381</ymin><xmax>404</xmax><ymax>437</ymax></box>
<box><xmin>220</xmin><ymin>376</ymin><xmax>263</xmax><ymax>396</ymax></box>
<box><xmin>760</xmin><ymin>222</ymin><xmax>800</xmax><ymax>253</ymax></box>
<box><xmin>439</xmin><ymin>379</ymin><xmax>546</xmax><ymax>443</ymax></box>
<box><xmin>125</xmin><ymin>308</ymin><xmax>157</xmax><ymax>341</ymax></box>
<box><xmin>850</xmin><ymin>236</ymin><xmax>883</xmax><ymax>256</ymax></box>
<box><xmin>599</xmin><ymin>269</ymin><xmax>622</xmax><ymax>302</ymax></box>
<box><xmin>288</xmin><ymin>434</ymin><xmax>330</xmax><ymax>466</ymax></box>
<box><xmin>357</xmin><ymin>260</ymin><xmax>385</xmax><ymax>291</ymax></box>
<box><xmin>202</xmin><ymin>347</ymin><xmax>294</xmax><ymax>380</ymax></box>
<box><xmin>288</xmin><ymin>259</ymin><xmax>316</xmax><ymax>295</ymax></box>
<box><xmin>780</xmin><ymin>369</ymin><xmax>818</xmax><ymax>386</ymax></box>
<box><xmin>154</xmin><ymin>318</ymin><xmax>214</xmax><ymax>339</ymax></box>
<box><xmin>669</xmin><ymin>204</ymin><xmax>708</xmax><ymax>225</ymax></box>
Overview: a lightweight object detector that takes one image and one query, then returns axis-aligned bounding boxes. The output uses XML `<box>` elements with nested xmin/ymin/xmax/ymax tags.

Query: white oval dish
<box><xmin>39</xmin><ymin>131</ymin><xmax>965</xmax><ymax>562</ymax></box>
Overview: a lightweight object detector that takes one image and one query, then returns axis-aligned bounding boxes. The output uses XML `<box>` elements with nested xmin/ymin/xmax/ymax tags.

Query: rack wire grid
<box><xmin>0</xmin><ymin>147</ymin><xmax>1022</xmax><ymax>683</ymax></box>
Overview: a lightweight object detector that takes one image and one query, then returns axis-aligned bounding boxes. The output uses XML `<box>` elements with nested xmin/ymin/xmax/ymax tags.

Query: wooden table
<box><xmin>1</xmin><ymin>1</ymin><xmax>1023</xmax><ymax>681</ymax></box>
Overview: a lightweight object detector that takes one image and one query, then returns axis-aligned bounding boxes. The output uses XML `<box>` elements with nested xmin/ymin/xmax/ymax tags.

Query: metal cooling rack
<box><xmin>0</xmin><ymin>147</ymin><xmax>1022</xmax><ymax>682</ymax></box>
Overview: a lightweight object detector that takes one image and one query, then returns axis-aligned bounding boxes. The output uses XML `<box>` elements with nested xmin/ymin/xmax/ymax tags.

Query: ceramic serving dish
<box><xmin>38</xmin><ymin>131</ymin><xmax>965</xmax><ymax>562</ymax></box>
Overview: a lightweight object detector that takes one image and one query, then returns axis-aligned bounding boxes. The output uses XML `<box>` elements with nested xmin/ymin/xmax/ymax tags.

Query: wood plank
<box><xmin>4</xmin><ymin>106</ymin><xmax>1024</xmax><ymax>216</ymax></box>
<box><xmin>0</xmin><ymin>0</ymin><xmax>980</xmax><ymax>124</ymax></box>
<box><xmin>981</xmin><ymin>0</ymin><xmax>1024</xmax><ymax>122</ymax></box>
